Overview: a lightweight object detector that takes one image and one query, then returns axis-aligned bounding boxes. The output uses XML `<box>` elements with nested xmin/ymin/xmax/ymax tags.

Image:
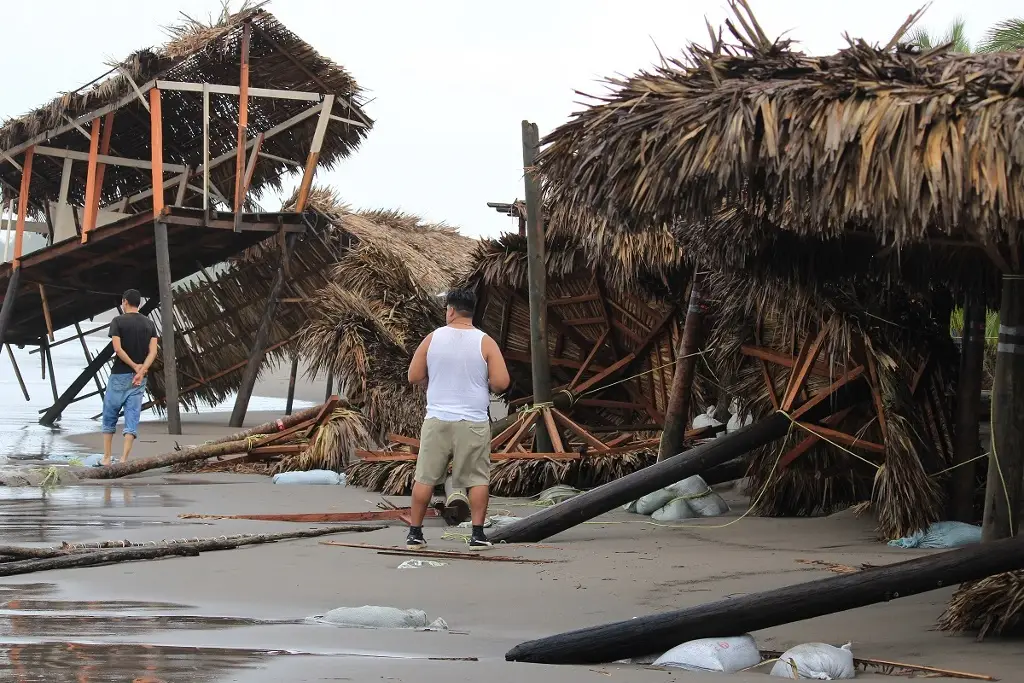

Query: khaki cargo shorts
<box><xmin>414</xmin><ymin>418</ymin><xmax>491</xmax><ymax>489</ymax></box>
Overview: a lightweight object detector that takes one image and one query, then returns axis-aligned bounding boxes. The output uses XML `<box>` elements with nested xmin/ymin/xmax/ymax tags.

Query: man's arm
<box><xmin>482</xmin><ymin>335</ymin><xmax>510</xmax><ymax>393</ymax></box>
<box><xmin>111</xmin><ymin>337</ymin><xmax>139</xmax><ymax>372</ymax></box>
<box><xmin>137</xmin><ymin>337</ymin><xmax>159</xmax><ymax>375</ymax></box>
<box><xmin>408</xmin><ymin>333</ymin><xmax>432</xmax><ymax>386</ymax></box>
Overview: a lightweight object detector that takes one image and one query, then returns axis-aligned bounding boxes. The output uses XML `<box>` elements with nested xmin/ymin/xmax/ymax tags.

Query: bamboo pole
<box><xmin>521</xmin><ymin>121</ymin><xmax>552</xmax><ymax>453</ymax></box>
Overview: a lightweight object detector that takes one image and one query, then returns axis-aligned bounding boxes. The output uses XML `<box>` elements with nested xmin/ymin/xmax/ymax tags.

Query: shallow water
<box><xmin>0</xmin><ymin>337</ymin><xmax>315</xmax><ymax>459</ymax></box>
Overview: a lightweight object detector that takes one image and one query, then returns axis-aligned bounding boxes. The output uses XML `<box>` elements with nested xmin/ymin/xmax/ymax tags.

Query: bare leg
<box><xmin>409</xmin><ymin>481</ymin><xmax>434</xmax><ymax>526</ymax></box>
<box><xmin>468</xmin><ymin>485</ymin><xmax>489</xmax><ymax>526</ymax></box>
<box><xmin>120</xmin><ymin>434</ymin><xmax>135</xmax><ymax>463</ymax></box>
<box><xmin>102</xmin><ymin>433</ymin><xmax>114</xmax><ymax>466</ymax></box>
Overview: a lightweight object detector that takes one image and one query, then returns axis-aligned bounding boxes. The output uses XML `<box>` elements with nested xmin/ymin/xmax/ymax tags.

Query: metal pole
<box><xmin>154</xmin><ymin>221</ymin><xmax>181</xmax><ymax>435</ymax></box>
<box><xmin>521</xmin><ymin>120</ymin><xmax>552</xmax><ymax>453</ymax></box>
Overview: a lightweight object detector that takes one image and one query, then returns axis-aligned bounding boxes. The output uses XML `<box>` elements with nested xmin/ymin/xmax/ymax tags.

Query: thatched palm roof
<box><xmin>537</xmin><ymin>3</ymin><xmax>1021</xmax><ymax>293</ymax></box>
<box><xmin>146</xmin><ymin>188</ymin><xmax>476</xmax><ymax>421</ymax></box>
<box><xmin>0</xmin><ymin>5</ymin><xmax>370</xmax><ymax>212</ymax></box>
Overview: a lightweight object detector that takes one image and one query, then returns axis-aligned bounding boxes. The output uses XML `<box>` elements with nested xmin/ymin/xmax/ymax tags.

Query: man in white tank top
<box><xmin>406</xmin><ymin>288</ymin><xmax>510</xmax><ymax>550</ymax></box>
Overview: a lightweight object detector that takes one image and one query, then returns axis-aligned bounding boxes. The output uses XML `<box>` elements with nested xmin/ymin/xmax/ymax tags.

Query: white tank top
<box><xmin>425</xmin><ymin>326</ymin><xmax>490</xmax><ymax>422</ymax></box>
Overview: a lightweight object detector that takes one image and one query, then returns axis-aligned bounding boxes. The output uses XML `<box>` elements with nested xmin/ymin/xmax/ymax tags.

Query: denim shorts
<box><xmin>101</xmin><ymin>373</ymin><xmax>147</xmax><ymax>436</ymax></box>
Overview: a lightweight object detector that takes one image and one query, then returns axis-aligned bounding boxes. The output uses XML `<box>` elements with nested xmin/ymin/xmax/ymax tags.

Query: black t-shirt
<box><xmin>109</xmin><ymin>313</ymin><xmax>158</xmax><ymax>375</ymax></box>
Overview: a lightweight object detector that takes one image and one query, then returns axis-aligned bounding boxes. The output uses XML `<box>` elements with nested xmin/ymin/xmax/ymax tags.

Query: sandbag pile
<box><xmin>625</xmin><ymin>475</ymin><xmax>730</xmax><ymax>521</ymax></box>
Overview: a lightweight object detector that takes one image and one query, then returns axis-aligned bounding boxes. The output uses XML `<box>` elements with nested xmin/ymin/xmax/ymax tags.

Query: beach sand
<box><xmin>0</xmin><ymin>361</ymin><xmax>1015</xmax><ymax>682</ymax></box>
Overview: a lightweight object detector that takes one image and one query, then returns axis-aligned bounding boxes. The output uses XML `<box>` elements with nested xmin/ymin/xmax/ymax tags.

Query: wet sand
<box><xmin>0</xmin><ymin>367</ymin><xmax>1018</xmax><ymax>681</ymax></box>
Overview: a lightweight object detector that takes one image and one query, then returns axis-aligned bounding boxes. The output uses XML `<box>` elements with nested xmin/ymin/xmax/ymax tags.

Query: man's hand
<box><xmin>133</xmin><ymin>368</ymin><xmax>146</xmax><ymax>386</ymax></box>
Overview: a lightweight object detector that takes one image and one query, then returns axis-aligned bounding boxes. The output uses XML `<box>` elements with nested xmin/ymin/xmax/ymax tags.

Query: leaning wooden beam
<box><xmin>34</xmin><ymin>146</ymin><xmax>188</xmax><ymax>173</ymax></box>
<box><xmin>88</xmin><ymin>112</ymin><xmax>115</xmax><ymax>230</ymax></box>
<box><xmin>79</xmin><ymin>118</ymin><xmax>102</xmax><ymax>243</ymax></box>
<box><xmin>0</xmin><ymin>525</ymin><xmax>385</xmax><ymax>577</ymax></box>
<box><xmin>504</xmin><ymin>532</ymin><xmax>1024</xmax><ymax>664</ymax></box>
<box><xmin>294</xmin><ymin>95</ymin><xmax>335</xmax><ymax>213</ymax></box>
<box><xmin>12</xmin><ymin>146</ymin><xmax>34</xmax><ymax>268</ymax></box>
<box><xmin>489</xmin><ymin>381</ymin><xmax>868</xmax><ymax>544</ymax></box>
<box><xmin>37</xmin><ymin>284</ymin><xmax>54</xmax><ymax>341</ymax></box>
<box><xmin>659</xmin><ymin>270</ymin><xmax>705</xmax><ymax>462</ymax></box>
<box><xmin>229</xmin><ymin>233</ymin><xmax>296</xmax><ymax>427</ymax></box>
<box><xmin>6</xmin><ymin>344</ymin><xmax>29</xmax><ymax>401</ymax></box>
<box><xmin>154</xmin><ymin>80</ymin><xmax>324</xmax><ymax>102</ymax></box>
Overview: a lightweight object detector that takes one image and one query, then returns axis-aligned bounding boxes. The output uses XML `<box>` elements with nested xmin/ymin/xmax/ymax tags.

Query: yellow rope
<box><xmin>988</xmin><ymin>374</ymin><xmax>1015</xmax><ymax>536</ymax></box>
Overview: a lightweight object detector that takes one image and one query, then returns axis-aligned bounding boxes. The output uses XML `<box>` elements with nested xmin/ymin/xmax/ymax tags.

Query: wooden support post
<box><xmin>294</xmin><ymin>95</ymin><xmax>335</xmax><ymax>213</ymax></box>
<box><xmin>490</xmin><ymin>380</ymin><xmax>868</xmax><ymax>544</ymax></box>
<box><xmin>505</xmin><ymin>532</ymin><xmax>1024</xmax><ymax>665</ymax></box>
<box><xmin>150</xmin><ymin>87</ymin><xmax>166</xmax><ymax>217</ymax></box>
<box><xmin>154</xmin><ymin>223</ymin><xmax>180</xmax><ymax>435</ymax></box>
<box><xmin>37</xmin><ymin>284</ymin><xmax>54</xmax><ymax>341</ymax></box>
<box><xmin>285</xmin><ymin>351</ymin><xmax>300</xmax><ymax>416</ymax></box>
<box><xmin>234</xmin><ymin>20</ymin><xmax>252</xmax><ymax>216</ymax></box>
<box><xmin>659</xmin><ymin>270</ymin><xmax>705</xmax><ymax>462</ymax></box>
<box><xmin>522</xmin><ymin>120</ymin><xmax>552</xmax><ymax>454</ymax></box>
<box><xmin>0</xmin><ymin>268</ymin><xmax>22</xmax><ymax>346</ymax></box>
<box><xmin>42</xmin><ymin>340</ymin><xmax>58</xmax><ymax>403</ymax></box>
<box><xmin>89</xmin><ymin>112</ymin><xmax>115</xmax><ymax>228</ymax></box>
<box><xmin>952</xmin><ymin>291</ymin><xmax>985</xmax><ymax>522</ymax></box>
<box><xmin>202</xmin><ymin>83</ymin><xmax>210</xmax><ymax>213</ymax></box>
<box><xmin>983</xmin><ymin>274</ymin><xmax>1024</xmax><ymax>541</ymax></box>
<box><xmin>324</xmin><ymin>370</ymin><xmax>334</xmax><ymax>404</ymax></box>
<box><xmin>74</xmin><ymin>321</ymin><xmax>105</xmax><ymax>397</ymax></box>
<box><xmin>6</xmin><ymin>344</ymin><xmax>29</xmax><ymax>401</ymax></box>
<box><xmin>79</xmin><ymin>118</ymin><xmax>101</xmax><ymax>243</ymax></box>
<box><xmin>39</xmin><ymin>299</ymin><xmax>158</xmax><ymax>426</ymax></box>
<box><xmin>13</xmin><ymin>147</ymin><xmax>34</xmax><ymax>268</ymax></box>
<box><xmin>2</xmin><ymin>199</ymin><xmax>14</xmax><ymax>262</ymax></box>
<box><xmin>229</xmin><ymin>233</ymin><xmax>296</xmax><ymax>427</ymax></box>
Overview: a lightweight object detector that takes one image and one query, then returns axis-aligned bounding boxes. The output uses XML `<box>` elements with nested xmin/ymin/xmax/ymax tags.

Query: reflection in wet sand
<box><xmin>0</xmin><ymin>642</ymin><xmax>281</xmax><ymax>683</ymax></box>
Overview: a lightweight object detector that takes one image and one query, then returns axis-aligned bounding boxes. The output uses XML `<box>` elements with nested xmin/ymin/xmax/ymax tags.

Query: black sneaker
<box><xmin>406</xmin><ymin>527</ymin><xmax>427</xmax><ymax>550</ymax></box>
<box><xmin>468</xmin><ymin>532</ymin><xmax>492</xmax><ymax>551</ymax></box>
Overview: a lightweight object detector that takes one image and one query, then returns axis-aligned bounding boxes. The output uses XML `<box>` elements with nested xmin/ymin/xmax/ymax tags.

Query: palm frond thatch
<box><xmin>272</xmin><ymin>408</ymin><xmax>374</xmax><ymax>474</ymax></box>
<box><xmin>536</xmin><ymin>2</ymin><xmax>1023</xmax><ymax>298</ymax></box>
<box><xmin>938</xmin><ymin>571</ymin><xmax>1024</xmax><ymax>639</ymax></box>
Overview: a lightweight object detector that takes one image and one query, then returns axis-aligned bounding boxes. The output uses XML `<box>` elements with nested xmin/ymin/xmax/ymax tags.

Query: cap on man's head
<box><xmin>122</xmin><ymin>289</ymin><xmax>142</xmax><ymax>308</ymax></box>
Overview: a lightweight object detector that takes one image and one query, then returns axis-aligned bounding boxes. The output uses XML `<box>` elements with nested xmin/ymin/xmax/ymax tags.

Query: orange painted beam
<box><xmin>234</xmin><ymin>20</ymin><xmax>252</xmax><ymax>213</ymax></box>
<box><xmin>80</xmin><ymin>118</ymin><xmax>101</xmax><ymax>243</ymax></box>
<box><xmin>12</xmin><ymin>146</ymin><xmax>34</xmax><ymax>268</ymax></box>
<box><xmin>88</xmin><ymin>112</ymin><xmax>116</xmax><ymax>231</ymax></box>
<box><xmin>149</xmin><ymin>88</ymin><xmax>165</xmax><ymax>217</ymax></box>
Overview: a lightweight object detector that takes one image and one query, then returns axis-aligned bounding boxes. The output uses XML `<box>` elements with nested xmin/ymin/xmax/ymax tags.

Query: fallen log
<box><xmin>0</xmin><ymin>524</ymin><xmax>385</xmax><ymax>576</ymax></box>
<box><xmin>504</xmin><ymin>531</ymin><xmax>1024</xmax><ymax>664</ymax></box>
<box><xmin>78</xmin><ymin>401</ymin><xmax>344</xmax><ymax>480</ymax></box>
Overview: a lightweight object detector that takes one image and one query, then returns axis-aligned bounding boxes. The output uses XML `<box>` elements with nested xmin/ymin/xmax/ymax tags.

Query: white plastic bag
<box><xmin>888</xmin><ymin>521</ymin><xmax>982</xmax><ymax>549</ymax></box>
<box><xmin>313</xmin><ymin>606</ymin><xmax>448</xmax><ymax>631</ymax></box>
<box><xmin>770</xmin><ymin>642</ymin><xmax>855</xmax><ymax>679</ymax></box>
<box><xmin>727</xmin><ymin>399</ymin><xmax>754</xmax><ymax>433</ymax></box>
<box><xmin>651</xmin><ymin>497</ymin><xmax>698</xmax><ymax>522</ymax></box>
<box><xmin>636</xmin><ymin>488</ymin><xmax>678</xmax><ymax>516</ymax></box>
<box><xmin>271</xmin><ymin>470</ymin><xmax>345</xmax><ymax>485</ymax></box>
<box><xmin>397</xmin><ymin>559</ymin><xmax>447</xmax><ymax>570</ymax></box>
<box><xmin>653</xmin><ymin>635</ymin><xmax>761</xmax><ymax>673</ymax></box>
<box><xmin>692</xmin><ymin>406</ymin><xmax>723</xmax><ymax>434</ymax></box>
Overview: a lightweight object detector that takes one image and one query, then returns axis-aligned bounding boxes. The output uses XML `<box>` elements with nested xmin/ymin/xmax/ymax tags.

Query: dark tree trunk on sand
<box><xmin>505</xmin><ymin>531</ymin><xmax>1024</xmax><ymax>665</ymax></box>
<box><xmin>79</xmin><ymin>404</ymin><xmax>328</xmax><ymax>479</ymax></box>
<box><xmin>659</xmin><ymin>270</ymin><xmax>706</xmax><ymax>462</ymax></box>
<box><xmin>0</xmin><ymin>525</ymin><xmax>384</xmax><ymax>576</ymax></box>
<box><xmin>489</xmin><ymin>381</ymin><xmax>867</xmax><ymax>545</ymax></box>
<box><xmin>951</xmin><ymin>291</ymin><xmax>985</xmax><ymax>522</ymax></box>
<box><xmin>983</xmin><ymin>274</ymin><xmax>1024</xmax><ymax>541</ymax></box>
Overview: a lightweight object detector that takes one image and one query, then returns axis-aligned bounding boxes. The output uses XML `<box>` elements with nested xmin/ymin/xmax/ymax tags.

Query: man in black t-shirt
<box><xmin>100</xmin><ymin>289</ymin><xmax>158</xmax><ymax>466</ymax></box>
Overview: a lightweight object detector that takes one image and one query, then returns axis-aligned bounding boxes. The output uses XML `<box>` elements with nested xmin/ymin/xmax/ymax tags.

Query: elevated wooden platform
<box><xmin>0</xmin><ymin>207</ymin><xmax>307</xmax><ymax>346</ymax></box>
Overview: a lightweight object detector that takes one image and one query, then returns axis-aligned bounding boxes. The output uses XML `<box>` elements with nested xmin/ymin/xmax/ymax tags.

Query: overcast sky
<box><xmin>1</xmin><ymin>1</ymin><xmax>1017</xmax><ymax>238</ymax></box>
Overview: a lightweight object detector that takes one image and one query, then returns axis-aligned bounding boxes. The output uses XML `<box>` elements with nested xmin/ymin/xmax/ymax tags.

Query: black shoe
<box><xmin>406</xmin><ymin>527</ymin><xmax>427</xmax><ymax>550</ymax></box>
<box><xmin>468</xmin><ymin>532</ymin><xmax>492</xmax><ymax>551</ymax></box>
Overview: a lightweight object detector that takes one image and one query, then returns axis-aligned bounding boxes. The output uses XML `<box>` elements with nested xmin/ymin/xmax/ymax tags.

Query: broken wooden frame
<box><xmin>0</xmin><ymin>33</ymin><xmax>350</xmax><ymax>430</ymax></box>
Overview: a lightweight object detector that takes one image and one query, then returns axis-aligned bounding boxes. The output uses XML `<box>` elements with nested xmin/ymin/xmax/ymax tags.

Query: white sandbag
<box><xmin>314</xmin><ymin>606</ymin><xmax>448</xmax><ymax>631</ymax></box>
<box><xmin>653</xmin><ymin>635</ymin><xmax>761</xmax><ymax>673</ymax></box>
<box><xmin>271</xmin><ymin>470</ymin><xmax>345</xmax><ymax>485</ymax></box>
<box><xmin>668</xmin><ymin>475</ymin><xmax>730</xmax><ymax>517</ymax></box>
<box><xmin>692</xmin><ymin>406</ymin><xmax>723</xmax><ymax>433</ymax></box>
<box><xmin>888</xmin><ymin>521</ymin><xmax>982</xmax><ymax>549</ymax></box>
<box><xmin>636</xmin><ymin>488</ymin><xmax>678</xmax><ymax>516</ymax></box>
<box><xmin>536</xmin><ymin>485</ymin><xmax>582</xmax><ymax>505</ymax></box>
<box><xmin>623</xmin><ymin>500</ymin><xmax>639</xmax><ymax>513</ymax></box>
<box><xmin>458</xmin><ymin>515</ymin><xmax>519</xmax><ymax>529</ymax></box>
<box><xmin>651</xmin><ymin>497</ymin><xmax>698</xmax><ymax>522</ymax></box>
<box><xmin>770</xmin><ymin>642</ymin><xmax>855</xmax><ymax>679</ymax></box>
<box><xmin>726</xmin><ymin>401</ymin><xmax>754</xmax><ymax>433</ymax></box>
